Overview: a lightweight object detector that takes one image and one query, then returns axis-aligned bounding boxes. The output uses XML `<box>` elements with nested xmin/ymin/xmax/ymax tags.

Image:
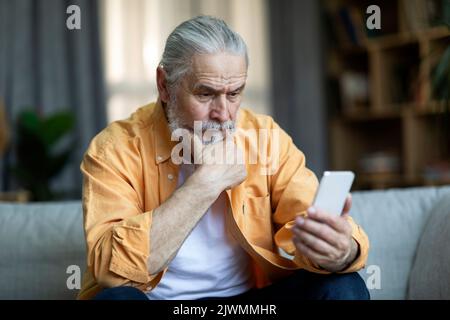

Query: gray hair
<box><xmin>160</xmin><ymin>15</ymin><xmax>249</xmax><ymax>88</ymax></box>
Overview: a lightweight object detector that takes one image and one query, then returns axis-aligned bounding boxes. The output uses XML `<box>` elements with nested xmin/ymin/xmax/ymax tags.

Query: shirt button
<box><xmin>157</xmin><ymin>155</ymin><xmax>163</xmax><ymax>161</ymax></box>
<box><xmin>167</xmin><ymin>174</ymin><xmax>174</xmax><ymax>180</ymax></box>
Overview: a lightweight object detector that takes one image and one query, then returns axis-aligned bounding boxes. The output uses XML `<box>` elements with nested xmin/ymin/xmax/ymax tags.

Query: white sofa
<box><xmin>1</xmin><ymin>185</ymin><xmax>450</xmax><ymax>300</ymax></box>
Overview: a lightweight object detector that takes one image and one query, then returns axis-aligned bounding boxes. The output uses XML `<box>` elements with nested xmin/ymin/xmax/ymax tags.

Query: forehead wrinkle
<box><xmin>196</xmin><ymin>74</ymin><xmax>247</xmax><ymax>83</ymax></box>
<box><xmin>195</xmin><ymin>72</ymin><xmax>247</xmax><ymax>81</ymax></box>
<box><xmin>193</xmin><ymin>73</ymin><xmax>247</xmax><ymax>90</ymax></box>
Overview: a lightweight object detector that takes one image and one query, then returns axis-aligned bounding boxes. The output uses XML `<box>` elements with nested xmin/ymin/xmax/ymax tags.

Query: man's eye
<box><xmin>196</xmin><ymin>93</ymin><xmax>212</xmax><ymax>102</ymax></box>
<box><xmin>228</xmin><ymin>92</ymin><xmax>239</xmax><ymax>98</ymax></box>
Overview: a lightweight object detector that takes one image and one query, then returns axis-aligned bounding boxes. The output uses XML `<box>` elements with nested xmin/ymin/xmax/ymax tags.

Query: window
<box><xmin>100</xmin><ymin>0</ymin><xmax>272</xmax><ymax>123</ymax></box>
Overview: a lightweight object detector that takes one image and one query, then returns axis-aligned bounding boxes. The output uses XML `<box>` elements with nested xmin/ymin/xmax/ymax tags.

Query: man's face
<box><xmin>165</xmin><ymin>53</ymin><xmax>247</xmax><ymax>144</ymax></box>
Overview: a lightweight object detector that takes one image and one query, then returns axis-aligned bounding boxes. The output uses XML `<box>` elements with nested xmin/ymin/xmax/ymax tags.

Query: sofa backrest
<box><xmin>0</xmin><ymin>201</ymin><xmax>85</xmax><ymax>299</ymax></box>
<box><xmin>351</xmin><ymin>185</ymin><xmax>450</xmax><ymax>299</ymax></box>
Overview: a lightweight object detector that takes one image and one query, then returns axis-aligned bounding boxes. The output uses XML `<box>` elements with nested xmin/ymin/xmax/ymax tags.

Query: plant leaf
<box><xmin>17</xmin><ymin>110</ymin><xmax>41</xmax><ymax>133</ymax></box>
<box><xmin>41</xmin><ymin>112</ymin><xmax>75</xmax><ymax>147</ymax></box>
<box><xmin>432</xmin><ymin>46</ymin><xmax>450</xmax><ymax>98</ymax></box>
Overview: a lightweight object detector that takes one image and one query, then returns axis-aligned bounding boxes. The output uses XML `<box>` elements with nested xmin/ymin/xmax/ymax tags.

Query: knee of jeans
<box><xmin>317</xmin><ymin>272</ymin><xmax>370</xmax><ymax>300</ymax></box>
<box><xmin>93</xmin><ymin>286</ymin><xmax>148</xmax><ymax>300</ymax></box>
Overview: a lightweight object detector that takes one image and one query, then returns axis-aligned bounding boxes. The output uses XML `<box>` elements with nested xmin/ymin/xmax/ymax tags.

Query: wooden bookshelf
<box><xmin>324</xmin><ymin>0</ymin><xmax>450</xmax><ymax>190</ymax></box>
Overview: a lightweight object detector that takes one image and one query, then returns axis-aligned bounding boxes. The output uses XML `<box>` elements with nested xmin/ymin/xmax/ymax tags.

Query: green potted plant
<box><xmin>12</xmin><ymin>109</ymin><xmax>75</xmax><ymax>201</ymax></box>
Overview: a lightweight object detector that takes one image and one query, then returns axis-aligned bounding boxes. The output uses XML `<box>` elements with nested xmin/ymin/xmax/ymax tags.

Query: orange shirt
<box><xmin>77</xmin><ymin>101</ymin><xmax>369</xmax><ymax>300</ymax></box>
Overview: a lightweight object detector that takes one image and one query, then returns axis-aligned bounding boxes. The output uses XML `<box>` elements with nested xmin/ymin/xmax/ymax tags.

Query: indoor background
<box><xmin>1</xmin><ymin>0</ymin><xmax>449</xmax><ymax>202</ymax></box>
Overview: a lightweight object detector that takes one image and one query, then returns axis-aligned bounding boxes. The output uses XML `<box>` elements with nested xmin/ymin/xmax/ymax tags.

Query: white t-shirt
<box><xmin>146</xmin><ymin>164</ymin><xmax>254</xmax><ymax>300</ymax></box>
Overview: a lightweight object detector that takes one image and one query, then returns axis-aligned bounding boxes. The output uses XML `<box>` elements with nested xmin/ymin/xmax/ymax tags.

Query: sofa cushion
<box><xmin>407</xmin><ymin>193</ymin><xmax>450</xmax><ymax>299</ymax></box>
<box><xmin>0</xmin><ymin>201</ymin><xmax>85</xmax><ymax>299</ymax></box>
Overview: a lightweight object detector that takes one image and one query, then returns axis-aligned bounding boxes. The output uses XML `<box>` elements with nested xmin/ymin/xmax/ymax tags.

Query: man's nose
<box><xmin>210</xmin><ymin>94</ymin><xmax>230</xmax><ymax>122</ymax></box>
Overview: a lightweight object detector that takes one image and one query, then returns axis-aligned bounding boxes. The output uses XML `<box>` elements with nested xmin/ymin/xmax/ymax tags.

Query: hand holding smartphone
<box><xmin>312</xmin><ymin>171</ymin><xmax>355</xmax><ymax>216</ymax></box>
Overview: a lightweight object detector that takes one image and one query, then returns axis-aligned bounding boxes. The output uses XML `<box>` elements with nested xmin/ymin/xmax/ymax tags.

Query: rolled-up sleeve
<box><xmin>81</xmin><ymin>133</ymin><xmax>162</xmax><ymax>289</ymax></box>
<box><xmin>270</xmin><ymin>123</ymin><xmax>369</xmax><ymax>274</ymax></box>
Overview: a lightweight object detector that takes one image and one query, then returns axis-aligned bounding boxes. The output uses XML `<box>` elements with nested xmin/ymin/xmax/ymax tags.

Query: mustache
<box><xmin>165</xmin><ymin>100</ymin><xmax>236</xmax><ymax>133</ymax></box>
<box><xmin>199</xmin><ymin>120</ymin><xmax>236</xmax><ymax>145</ymax></box>
<box><xmin>201</xmin><ymin>120</ymin><xmax>236</xmax><ymax>131</ymax></box>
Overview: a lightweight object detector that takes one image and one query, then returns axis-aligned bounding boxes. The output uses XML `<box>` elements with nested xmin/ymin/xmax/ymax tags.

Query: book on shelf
<box><xmin>401</xmin><ymin>0</ymin><xmax>429</xmax><ymax>32</ymax></box>
<box><xmin>359</xmin><ymin>151</ymin><xmax>401</xmax><ymax>175</ymax></box>
<box><xmin>423</xmin><ymin>160</ymin><xmax>450</xmax><ymax>182</ymax></box>
<box><xmin>327</xmin><ymin>5</ymin><xmax>368</xmax><ymax>47</ymax></box>
<box><xmin>338</xmin><ymin>6</ymin><xmax>362</xmax><ymax>46</ymax></box>
<box><xmin>400</xmin><ymin>0</ymin><xmax>450</xmax><ymax>32</ymax></box>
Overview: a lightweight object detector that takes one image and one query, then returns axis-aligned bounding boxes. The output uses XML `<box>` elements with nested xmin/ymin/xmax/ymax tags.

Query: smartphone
<box><xmin>312</xmin><ymin>171</ymin><xmax>355</xmax><ymax>216</ymax></box>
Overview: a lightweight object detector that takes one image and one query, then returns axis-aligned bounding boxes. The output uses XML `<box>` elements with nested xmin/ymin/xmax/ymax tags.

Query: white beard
<box><xmin>165</xmin><ymin>97</ymin><xmax>236</xmax><ymax>145</ymax></box>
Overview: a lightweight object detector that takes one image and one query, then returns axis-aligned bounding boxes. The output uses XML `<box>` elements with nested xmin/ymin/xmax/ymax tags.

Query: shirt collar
<box><xmin>153</xmin><ymin>99</ymin><xmax>176</xmax><ymax>164</ymax></box>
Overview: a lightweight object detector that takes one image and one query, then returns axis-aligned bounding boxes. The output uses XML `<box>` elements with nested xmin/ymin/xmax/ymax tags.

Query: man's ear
<box><xmin>156</xmin><ymin>66</ymin><xmax>170</xmax><ymax>103</ymax></box>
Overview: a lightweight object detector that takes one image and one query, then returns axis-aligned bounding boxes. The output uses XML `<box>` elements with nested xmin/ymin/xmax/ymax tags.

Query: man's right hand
<box><xmin>149</xmin><ymin>134</ymin><xmax>246</xmax><ymax>274</ymax></box>
<box><xmin>190</xmin><ymin>135</ymin><xmax>247</xmax><ymax>193</ymax></box>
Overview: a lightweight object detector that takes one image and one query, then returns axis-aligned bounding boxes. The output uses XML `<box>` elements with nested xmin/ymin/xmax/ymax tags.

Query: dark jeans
<box><xmin>92</xmin><ymin>270</ymin><xmax>370</xmax><ymax>300</ymax></box>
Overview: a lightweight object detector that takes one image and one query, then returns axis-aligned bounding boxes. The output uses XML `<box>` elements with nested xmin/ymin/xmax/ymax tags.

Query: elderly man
<box><xmin>78</xmin><ymin>16</ymin><xmax>369</xmax><ymax>300</ymax></box>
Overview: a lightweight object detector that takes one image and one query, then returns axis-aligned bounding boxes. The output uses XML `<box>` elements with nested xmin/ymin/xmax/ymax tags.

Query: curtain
<box><xmin>0</xmin><ymin>0</ymin><xmax>106</xmax><ymax>198</ymax></box>
<box><xmin>268</xmin><ymin>0</ymin><xmax>328</xmax><ymax>176</ymax></box>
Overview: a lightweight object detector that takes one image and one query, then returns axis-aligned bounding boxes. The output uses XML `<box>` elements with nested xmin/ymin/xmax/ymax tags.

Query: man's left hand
<box><xmin>292</xmin><ymin>194</ymin><xmax>358</xmax><ymax>272</ymax></box>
